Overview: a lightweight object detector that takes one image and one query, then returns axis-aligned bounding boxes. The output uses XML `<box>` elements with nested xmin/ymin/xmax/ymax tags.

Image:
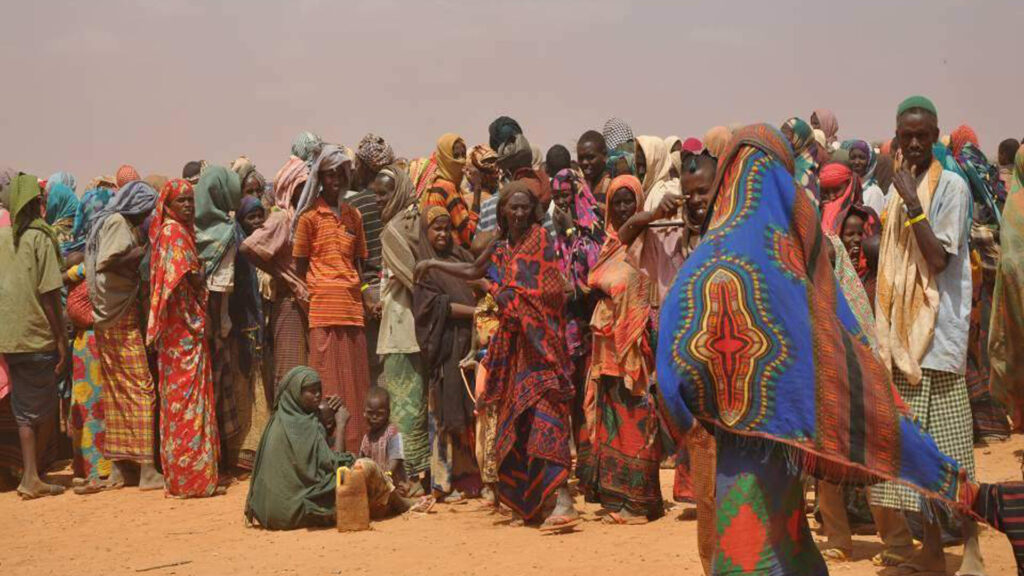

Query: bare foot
<box><xmin>17</xmin><ymin>477</ymin><xmax>65</xmax><ymax>499</ymax></box>
<box><xmin>138</xmin><ymin>463</ymin><xmax>164</xmax><ymax>491</ymax></box>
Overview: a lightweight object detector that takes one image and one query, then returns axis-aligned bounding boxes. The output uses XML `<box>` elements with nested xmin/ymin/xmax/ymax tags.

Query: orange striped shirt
<box><xmin>293</xmin><ymin>198</ymin><xmax>368</xmax><ymax>328</ymax></box>
<box><xmin>421</xmin><ymin>179</ymin><xmax>478</xmax><ymax>249</ymax></box>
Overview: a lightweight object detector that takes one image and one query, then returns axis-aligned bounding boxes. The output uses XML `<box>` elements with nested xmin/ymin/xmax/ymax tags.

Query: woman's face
<box><xmin>552</xmin><ymin>187</ymin><xmax>573</xmax><ymax>215</ymax></box>
<box><xmin>242</xmin><ymin>174</ymin><xmax>263</xmax><ymax>197</ymax></box>
<box><xmin>241</xmin><ymin>207</ymin><xmax>266</xmax><ymax>235</ymax></box>
<box><xmin>503</xmin><ymin>191</ymin><xmax>534</xmax><ymax>236</ymax></box>
<box><xmin>169</xmin><ymin>189</ymin><xmax>195</xmax><ymax>223</ymax></box>
<box><xmin>610</xmin><ymin>187</ymin><xmax>638</xmax><ymax>230</ymax></box>
<box><xmin>849</xmin><ymin>148</ymin><xmax>869</xmax><ymax>177</ymax></box>
<box><xmin>426</xmin><ymin>215</ymin><xmax>453</xmax><ymax>254</ymax></box>
<box><xmin>820</xmin><ymin>184</ymin><xmax>842</xmax><ymax>203</ymax></box>
<box><xmin>452</xmin><ymin>140</ymin><xmax>467</xmax><ymax>160</ymax></box>
<box><xmin>841</xmin><ymin>213</ymin><xmax>865</xmax><ymax>259</ymax></box>
<box><xmin>299</xmin><ymin>382</ymin><xmax>323</xmax><ymax>414</ymax></box>
<box><xmin>780</xmin><ymin>123</ymin><xmax>795</xmax><ymax>141</ymax></box>
<box><xmin>635</xmin><ymin>146</ymin><xmax>647</xmax><ymax>182</ymax></box>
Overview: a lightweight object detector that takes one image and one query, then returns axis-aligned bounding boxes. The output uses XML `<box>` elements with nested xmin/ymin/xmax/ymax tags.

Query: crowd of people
<box><xmin>2</xmin><ymin>95</ymin><xmax>1024</xmax><ymax>576</ymax></box>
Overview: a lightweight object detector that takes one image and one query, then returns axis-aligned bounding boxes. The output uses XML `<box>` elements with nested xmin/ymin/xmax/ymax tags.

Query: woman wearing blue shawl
<box><xmin>656</xmin><ymin>124</ymin><xmax>1024</xmax><ymax>575</ymax></box>
<box><xmin>45</xmin><ymin>182</ymin><xmax>79</xmax><ymax>250</ymax></box>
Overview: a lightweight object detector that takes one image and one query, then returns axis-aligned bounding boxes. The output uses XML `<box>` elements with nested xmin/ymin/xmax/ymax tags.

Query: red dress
<box><xmin>148</xmin><ymin>189</ymin><xmax>219</xmax><ymax>498</ymax></box>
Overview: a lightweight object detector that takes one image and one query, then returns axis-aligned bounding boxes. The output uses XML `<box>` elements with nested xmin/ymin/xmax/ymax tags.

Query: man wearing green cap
<box><xmin>871</xmin><ymin>96</ymin><xmax>985</xmax><ymax>575</ymax></box>
<box><xmin>0</xmin><ymin>174</ymin><xmax>68</xmax><ymax>499</ymax></box>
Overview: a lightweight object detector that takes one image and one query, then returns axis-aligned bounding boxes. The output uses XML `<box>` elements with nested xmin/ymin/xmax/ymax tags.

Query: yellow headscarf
<box><xmin>435</xmin><ymin>133</ymin><xmax>465</xmax><ymax>185</ymax></box>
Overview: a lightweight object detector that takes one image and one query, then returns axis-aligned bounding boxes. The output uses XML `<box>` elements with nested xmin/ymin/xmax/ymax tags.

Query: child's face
<box><xmin>318</xmin><ymin>403</ymin><xmax>336</xmax><ymax>435</ymax></box>
<box><xmin>364</xmin><ymin>397</ymin><xmax>389</xmax><ymax>431</ymax></box>
<box><xmin>299</xmin><ymin>383</ymin><xmax>322</xmax><ymax>413</ymax></box>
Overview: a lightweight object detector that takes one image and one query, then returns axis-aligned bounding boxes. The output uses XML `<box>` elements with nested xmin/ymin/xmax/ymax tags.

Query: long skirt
<box><xmin>870</xmin><ymin>369</ymin><xmax>975</xmax><ymax>512</ymax></box>
<box><xmin>966</xmin><ymin>260</ymin><xmax>1010</xmax><ymax>440</ymax></box>
<box><xmin>157</xmin><ymin>290</ymin><xmax>219</xmax><ymax>498</ymax></box>
<box><xmin>224</xmin><ymin>339</ymin><xmax>271</xmax><ymax>470</ymax></box>
<box><xmin>270</xmin><ymin>295</ymin><xmax>308</xmax><ymax>397</ymax></box>
<box><xmin>577</xmin><ymin>375</ymin><xmax>663</xmax><ymax>518</ymax></box>
<box><xmin>309</xmin><ymin>326</ymin><xmax>370</xmax><ymax>452</ymax></box>
<box><xmin>429</xmin><ymin>415</ymin><xmax>481</xmax><ymax>497</ymax></box>
<box><xmin>70</xmin><ymin>330</ymin><xmax>110</xmax><ymax>480</ymax></box>
<box><xmin>95</xmin><ymin>306</ymin><xmax>156</xmax><ymax>463</ymax></box>
<box><xmin>713</xmin><ymin>431</ymin><xmax>827</xmax><ymax>576</ymax></box>
<box><xmin>382</xmin><ymin>353</ymin><xmax>429</xmax><ymax>476</ymax></box>
<box><xmin>496</xmin><ymin>394</ymin><xmax>571</xmax><ymax>521</ymax></box>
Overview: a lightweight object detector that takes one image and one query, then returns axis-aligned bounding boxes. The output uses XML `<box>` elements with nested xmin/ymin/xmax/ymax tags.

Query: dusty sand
<box><xmin>2</xmin><ymin>436</ymin><xmax>1021</xmax><ymax>576</ymax></box>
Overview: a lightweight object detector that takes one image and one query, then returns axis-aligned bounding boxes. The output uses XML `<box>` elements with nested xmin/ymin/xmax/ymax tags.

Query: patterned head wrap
<box><xmin>85</xmin><ymin>180</ymin><xmax>157</xmax><ymax>294</ymax></box>
<box><xmin>488</xmin><ymin>116</ymin><xmax>523</xmax><ymax>151</ymax></box>
<box><xmin>497</xmin><ymin>134</ymin><xmax>533</xmax><ymax>174</ymax></box>
<box><xmin>703</xmin><ymin>126</ymin><xmax>732</xmax><ymax>159</ymax></box>
<box><xmin>606</xmin><ymin>148</ymin><xmax>636</xmax><ymax>178</ymax></box>
<box><xmin>950</xmin><ymin>124</ymin><xmax>979</xmax><ymax>158</ymax></box>
<box><xmin>424</xmin><ymin>205</ymin><xmax>450</xmax><ymax>228</ymax></box>
<box><xmin>552</xmin><ymin>168</ymin><xmax>600</xmax><ymax>231</ymax></box>
<box><xmin>47</xmin><ymin>172</ymin><xmax>77</xmax><ymax>194</ymax></box>
<box><xmin>63</xmin><ymin>187</ymin><xmax>113</xmax><ymax>254</ymax></box>
<box><xmin>465</xmin><ymin>144</ymin><xmax>498</xmax><ymax>188</ymax></box>
<box><xmin>116</xmin><ymin>165</ymin><xmax>141</xmax><ymax>188</ymax></box>
<box><xmin>603</xmin><ymin>117</ymin><xmax>635</xmax><ymax>153</ymax></box>
<box><xmin>291</xmin><ymin>131</ymin><xmax>323</xmax><ymax>163</ymax></box>
<box><xmin>356</xmin><ymin>133</ymin><xmax>395</xmax><ymax>174</ymax></box>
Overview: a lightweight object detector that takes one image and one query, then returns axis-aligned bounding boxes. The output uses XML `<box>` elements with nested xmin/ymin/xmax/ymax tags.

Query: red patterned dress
<box><xmin>479</xmin><ymin>223</ymin><xmax>574</xmax><ymax>521</ymax></box>
<box><xmin>147</xmin><ymin>180</ymin><xmax>219</xmax><ymax>497</ymax></box>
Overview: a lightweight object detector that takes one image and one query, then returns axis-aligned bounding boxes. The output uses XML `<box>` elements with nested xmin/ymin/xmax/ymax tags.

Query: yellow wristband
<box><xmin>904</xmin><ymin>212</ymin><xmax>927</xmax><ymax>227</ymax></box>
<box><xmin>360</xmin><ymin>283</ymin><xmax>370</xmax><ymax>293</ymax></box>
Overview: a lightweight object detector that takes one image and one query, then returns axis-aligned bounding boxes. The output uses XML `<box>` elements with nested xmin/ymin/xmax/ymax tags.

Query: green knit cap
<box><xmin>897</xmin><ymin>95</ymin><xmax>937</xmax><ymax>119</ymax></box>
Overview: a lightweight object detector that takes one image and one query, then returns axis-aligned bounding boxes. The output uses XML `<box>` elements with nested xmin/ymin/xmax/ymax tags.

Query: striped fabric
<box><xmin>346</xmin><ymin>189</ymin><xmax>383</xmax><ymax>296</ymax></box>
<box><xmin>421</xmin><ymin>180</ymin><xmax>478</xmax><ymax>249</ymax></box>
<box><xmin>292</xmin><ymin>198</ymin><xmax>368</xmax><ymax>328</ymax></box>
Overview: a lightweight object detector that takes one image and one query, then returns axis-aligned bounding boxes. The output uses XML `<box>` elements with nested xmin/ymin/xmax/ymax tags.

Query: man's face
<box><xmin>577</xmin><ymin>141</ymin><xmax>606</xmax><ymax>183</ymax></box>
<box><xmin>679</xmin><ymin>164</ymin><xmax>715</xmax><ymax>228</ymax></box>
<box><xmin>320</xmin><ymin>165</ymin><xmax>349</xmax><ymax>202</ymax></box>
<box><xmin>896</xmin><ymin>111</ymin><xmax>938</xmax><ymax>171</ymax></box>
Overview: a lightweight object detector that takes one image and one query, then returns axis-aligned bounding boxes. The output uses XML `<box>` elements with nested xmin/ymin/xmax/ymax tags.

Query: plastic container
<box><xmin>336</xmin><ymin>466</ymin><xmax>370</xmax><ymax>531</ymax></box>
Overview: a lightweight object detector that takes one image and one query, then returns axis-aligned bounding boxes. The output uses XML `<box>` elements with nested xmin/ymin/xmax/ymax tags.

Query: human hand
<box><xmin>892</xmin><ymin>167</ymin><xmax>921</xmax><ymax>214</ymax></box>
<box><xmin>654</xmin><ymin>193</ymin><xmax>683</xmax><ymax>221</ymax></box>
<box><xmin>54</xmin><ymin>339</ymin><xmax>69</xmax><ymax>376</ymax></box>
<box><xmin>552</xmin><ymin>206</ymin><xmax>572</xmax><ymax>235</ymax></box>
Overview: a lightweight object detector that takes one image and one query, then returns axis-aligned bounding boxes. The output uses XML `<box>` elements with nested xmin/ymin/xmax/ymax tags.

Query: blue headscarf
<box><xmin>61</xmin><ymin>187</ymin><xmax>113</xmax><ymax>255</ymax></box>
<box><xmin>45</xmin><ymin>182</ymin><xmax>80</xmax><ymax>225</ymax></box>
<box><xmin>47</xmin><ymin>171</ymin><xmax>77</xmax><ymax>194</ymax></box>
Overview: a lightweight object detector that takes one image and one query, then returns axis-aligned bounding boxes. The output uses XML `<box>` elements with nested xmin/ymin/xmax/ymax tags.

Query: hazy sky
<box><xmin>2</xmin><ymin>0</ymin><xmax>1021</xmax><ymax>185</ymax></box>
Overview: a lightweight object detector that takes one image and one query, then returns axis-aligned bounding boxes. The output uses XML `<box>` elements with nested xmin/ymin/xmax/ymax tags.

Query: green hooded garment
<box><xmin>245</xmin><ymin>366</ymin><xmax>354</xmax><ymax>530</ymax></box>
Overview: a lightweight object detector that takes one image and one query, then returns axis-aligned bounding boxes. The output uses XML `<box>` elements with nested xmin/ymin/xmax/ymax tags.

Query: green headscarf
<box><xmin>9</xmin><ymin>174</ymin><xmax>59</xmax><ymax>251</ymax></box>
<box><xmin>244</xmin><ymin>366</ymin><xmax>354</xmax><ymax>530</ymax></box>
<box><xmin>195</xmin><ymin>165</ymin><xmax>241</xmax><ymax>276</ymax></box>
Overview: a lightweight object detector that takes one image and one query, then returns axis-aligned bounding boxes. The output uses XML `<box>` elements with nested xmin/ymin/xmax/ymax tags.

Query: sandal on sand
<box><xmin>873</xmin><ymin>549</ymin><xmax>914</xmax><ymax>567</ymax></box>
<box><xmin>894</xmin><ymin>562</ymin><xmax>946</xmax><ymax>576</ymax></box>
<box><xmin>17</xmin><ymin>484</ymin><xmax>65</xmax><ymax>500</ymax></box>
<box><xmin>601</xmin><ymin>512</ymin><xmax>649</xmax><ymax>526</ymax></box>
<box><xmin>820</xmin><ymin>548</ymin><xmax>850</xmax><ymax>562</ymax></box>
<box><xmin>409</xmin><ymin>496</ymin><xmax>436</xmax><ymax>514</ymax></box>
<box><xmin>539</xmin><ymin>514</ymin><xmax>581</xmax><ymax>532</ymax></box>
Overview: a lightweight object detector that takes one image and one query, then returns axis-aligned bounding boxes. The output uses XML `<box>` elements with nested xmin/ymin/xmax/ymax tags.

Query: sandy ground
<box><xmin>2</xmin><ymin>436</ymin><xmax>1022</xmax><ymax>576</ymax></box>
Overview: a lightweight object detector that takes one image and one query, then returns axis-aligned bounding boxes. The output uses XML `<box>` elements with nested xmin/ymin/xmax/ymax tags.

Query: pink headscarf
<box><xmin>812</xmin><ymin>109</ymin><xmax>839</xmax><ymax>146</ymax></box>
<box><xmin>819</xmin><ymin>162</ymin><xmax>861</xmax><ymax>235</ymax></box>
